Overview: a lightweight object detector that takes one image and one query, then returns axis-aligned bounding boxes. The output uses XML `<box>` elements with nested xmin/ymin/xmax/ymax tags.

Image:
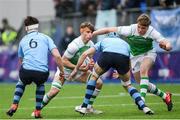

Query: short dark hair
<box><xmin>137</xmin><ymin>14</ymin><xmax>151</xmax><ymax>26</ymax></box>
<box><xmin>80</xmin><ymin>22</ymin><xmax>95</xmax><ymax>32</ymax></box>
<box><xmin>24</xmin><ymin>16</ymin><xmax>39</xmax><ymax>26</ymax></box>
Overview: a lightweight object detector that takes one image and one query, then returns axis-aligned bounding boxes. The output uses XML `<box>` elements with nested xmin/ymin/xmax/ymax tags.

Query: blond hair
<box><xmin>80</xmin><ymin>22</ymin><xmax>95</xmax><ymax>32</ymax></box>
<box><xmin>137</xmin><ymin>14</ymin><xmax>151</xmax><ymax>26</ymax></box>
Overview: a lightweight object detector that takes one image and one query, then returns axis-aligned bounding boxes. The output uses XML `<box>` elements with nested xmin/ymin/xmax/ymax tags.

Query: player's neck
<box><xmin>81</xmin><ymin>36</ymin><xmax>88</xmax><ymax>44</ymax></box>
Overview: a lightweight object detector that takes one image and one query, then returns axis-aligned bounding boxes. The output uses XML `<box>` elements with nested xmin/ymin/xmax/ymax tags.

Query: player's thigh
<box><xmin>140</xmin><ymin>51</ymin><xmax>156</xmax><ymax>72</ymax></box>
<box><xmin>19</xmin><ymin>67</ymin><xmax>49</xmax><ymax>86</ymax></box>
<box><xmin>19</xmin><ymin>67</ymin><xmax>33</xmax><ymax>85</ymax></box>
<box><xmin>32</xmin><ymin>71</ymin><xmax>49</xmax><ymax>86</ymax></box>
<box><xmin>130</xmin><ymin>55</ymin><xmax>142</xmax><ymax>74</ymax></box>
<box><xmin>140</xmin><ymin>57</ymin><xmax>154</xmax><ymax>74</ymax></box>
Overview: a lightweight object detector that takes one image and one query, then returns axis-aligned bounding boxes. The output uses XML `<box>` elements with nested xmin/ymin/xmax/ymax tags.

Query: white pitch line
<box><xmin>2</xmin><ymin>101</ymin><xmax>180</xmax><ymax>111</ymax></box>
<box><xmin>28</xmin><ymin>92</ymin><xmax>180</xmax><ymax>100</ymax></box>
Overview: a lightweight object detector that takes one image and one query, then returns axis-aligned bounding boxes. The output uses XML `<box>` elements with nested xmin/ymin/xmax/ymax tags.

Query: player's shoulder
<box><xmin>146</xmin><ymin>25</ymin><xmax>157</xmax><ymax>36</ymax></box>
<box><xmin>129</xmin><ymin>24</ymin><xmax>137</xmax><ymax>34</ymax></box>
<box><xmin>38</xmin><ymin>33</ymin><xmax>52</xmax><ymax>40</ymax></box>
<box><xmin>66</xmin><ymin>37</ymin><xmax>80</xmax><ymax>50</ymax></box>
<box><xmin>68</xmin><ymin>36</ymin><xmax>79</xmax><ymax>46</ymax></box>
<box><xmin>20</xmin><ymin>35</ymin><xmax>29</xmax><ymax>44</ymax></box>
<box><xmin>130</xmin><ymin>24</ymin><xmax>137</xmax><ymax>29</ymax></box>
<box><xmin>148</xmin><ymin>25</ymin><xmax>154</xmax><ymax>31</ymax></box>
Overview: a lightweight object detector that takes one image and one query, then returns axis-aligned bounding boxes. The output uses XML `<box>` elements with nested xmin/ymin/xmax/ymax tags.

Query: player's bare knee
<box><xmin>51</xmin><ymin>80</ymin><xmax>63</xmax><ymax>92</ymax></box>
<box><xmin>96</xmin><ymin>78</ymin><xmax>103</xmax><ymax>89</ymax></box>
<box><xmin>121</xmin><ymin>80</ymin><xmax>131</xmax><ymax>88</ymax></box>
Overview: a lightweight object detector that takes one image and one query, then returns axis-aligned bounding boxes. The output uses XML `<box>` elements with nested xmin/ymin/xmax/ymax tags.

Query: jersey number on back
<box><xmin>29</xmin><ymin>39</ymin><xmax>37</xmax><ymax>48</ymax></box>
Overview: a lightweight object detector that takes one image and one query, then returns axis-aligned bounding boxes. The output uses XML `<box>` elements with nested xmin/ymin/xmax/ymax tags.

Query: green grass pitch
<box><xmin>0</xmin><ymin>83</ymin><xmax>180</xmax><ymax>119</ymax></box>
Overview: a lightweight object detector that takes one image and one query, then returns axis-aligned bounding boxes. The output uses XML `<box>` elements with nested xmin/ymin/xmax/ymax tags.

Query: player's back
<box><xmin>19</xmin><ymin>31</ymin><xmax>56</xmax><ymax>72</ymax></box>
<box><xmin>95</xmin><ymin>33</ymin><xmax>130</xmax><ymax>57</ymax></box>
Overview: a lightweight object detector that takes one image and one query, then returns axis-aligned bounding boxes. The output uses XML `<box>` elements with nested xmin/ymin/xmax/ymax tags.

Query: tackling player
<box><xmin>70</xmin><ymin>32</ymin><xmax>154</xmax><ymax>115</ymax></box>
<box><xmin>92</xmin><ymin>13</ymin><xmax>173</xmax><ymax>111</ymax></box>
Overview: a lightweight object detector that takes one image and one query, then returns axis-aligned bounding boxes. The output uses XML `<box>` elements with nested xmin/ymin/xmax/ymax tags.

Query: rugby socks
<box><xmin>41</xmin><ymin>94</ymin><xmax>51</xmax><ymax>108</ymax></box>
<box><xmin>41</xmin><ymin>81</ymin><xmax>62</xmax><ymax>108</ymax></box>
<box><xmin>128</xmin><ymin>86</ymin><xmax>146</xmax><ymax>110</ymax></box>
<box><xmin>36</xmin><ymin>84</ymin><xmax>45</xmax><ymax>110</ymax></box>
<box><xmin>140</xmin><ymin>76</ymin><xmax>149</xmax><ymax>101</ymax></box>
<box><xmin>82</xmin><ymin>80</ymin><xmax>96</xmax><ymax>108</ymax></box>
<box><xmin>13</xmin><ymin>80</ymin><xmax>26</xmax><ymax>104</ymax></box>
<box><xmin>148</xmin><ymin>82</ymin><xmax>166</xmax><ymax>99</ymax></box>
<box><xmin>88</xmin><ymin>88</ymin><xmax>101</xmax><ymax>108</ymax></box>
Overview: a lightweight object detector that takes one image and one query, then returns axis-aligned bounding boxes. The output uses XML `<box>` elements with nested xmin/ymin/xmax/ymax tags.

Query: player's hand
<box><xmin>69</xmin><ymin>68</ymin><xmax>78</xmax><ymax>80</ymax></box>
<box><xmin>88</xmin><ymin>59</ymin><xmax>95</xmax><ymax>69</ymax></box>
<box><xmin>59</xmin><ymin>72</ymin><xmax>64</xmax><ymax>81</ymax></box>
<box><xmin>79</xmin><ymin>64</ymin><xmax>89</xmax><ymax>72</ymax></box>
<box><xmin>112</xmin><ymin>70</ymin><xmax>119</xmax><ymax>79</ymax></box>
<box><xmin>165</xmin><ymin>42</ymin><xmax>172</xmax><ymax>51</ymax></box>
<box><xmin>159</xmin><ymin>41</ymin><xmax>172</xmax><ymax>51</ymax></box>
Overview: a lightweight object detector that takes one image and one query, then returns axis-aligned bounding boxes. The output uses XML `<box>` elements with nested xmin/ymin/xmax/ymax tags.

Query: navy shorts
<box><xmin>97</xmin><ymin>52</ymin><xmax>130</xmax><ymax>75</ymax></box>
<box><xmin>19</xmin><ymin>67</ymin><xmax>49</xmax><ymax>86</ymax></box>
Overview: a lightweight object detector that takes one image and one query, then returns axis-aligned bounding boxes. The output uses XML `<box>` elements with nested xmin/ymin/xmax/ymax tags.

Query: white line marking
<box><xmin>3</xmin><ymin>93</ymin><xmax>179</xmax><ymax>111</ymax></box>
<box><xmin>2</xmin><ymin>101</ymin><xmax>180</xmax><ymax>111</ymax></box>
<box><xmin>28</xmin><ymin>92</ymin><xmax>180</xmax><ymax>100</ymax></box>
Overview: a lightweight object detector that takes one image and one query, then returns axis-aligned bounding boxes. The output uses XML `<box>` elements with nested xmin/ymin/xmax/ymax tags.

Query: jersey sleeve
<box><xmin>150</xmin><ymin>28</ymin><xmax>165</xmax><ymax>43</ymax></box>
<box><xmin>47</xmin><ymin>36</ymin><xmax>57</xmax><ymax>51</ymax></box>
<box><xmin>18</xmin><ymin>43</ymin><xmax>24</xmax><ymax>58</ymax></box>
<box><xmin>117</xmin><ymin>25</ymin><xmax>133</xmax><ymax>36</ymax></box>
<box><xmin>63</xmin><ymin>42</ymin><xmax>79</xmax><ymax>59</ymax></box>
<box><xmin>93</xmin><ymin>41</ymin><xmax>101</xmax><ymax>52</ymax></box>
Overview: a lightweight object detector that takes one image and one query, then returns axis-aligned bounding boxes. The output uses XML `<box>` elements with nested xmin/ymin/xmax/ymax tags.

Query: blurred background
<box><xmin>0</xmin><ymin>0</ymin><xmax>180</xmax><ymax>83</ymax></box>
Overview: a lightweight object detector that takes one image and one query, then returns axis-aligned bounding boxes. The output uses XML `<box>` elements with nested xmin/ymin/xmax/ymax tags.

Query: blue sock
<box><xmin>128</xmin><ymin>86</ymin><xmax>146</xmax><ymax>110</ymax></box>
<box><xmin>82</xmin><ymin>80</ymin><xmax>96</xmax><ymax>108</ymax></box>
<box><xmin>13</xmin><ymin>80</ymin><xmax>26</xmax><ymax>104</ymax></box>
<box><xmin>36</xmin><ymin>84</ymin><xmax>45</xmax><ymax>110</ymax></box>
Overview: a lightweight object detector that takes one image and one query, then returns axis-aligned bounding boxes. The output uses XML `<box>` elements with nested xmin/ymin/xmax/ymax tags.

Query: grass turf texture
<box><xmin>0</xmin><ymin>83</ymin><xmax>180</xmax><ymax>119</ymax></box>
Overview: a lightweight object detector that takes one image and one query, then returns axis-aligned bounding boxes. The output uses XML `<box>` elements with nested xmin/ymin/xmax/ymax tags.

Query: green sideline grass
<box><xmin>0</xmin><ymin>83</ymin><xmax>180</xmax><ymax>119</ymax></box>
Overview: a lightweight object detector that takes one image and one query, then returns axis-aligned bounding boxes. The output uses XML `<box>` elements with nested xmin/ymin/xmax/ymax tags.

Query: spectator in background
<box><xmin>159</xmin><ymin>0</ymin><xmax>177</xmax><ymax>9</ymax></box>
<box><xmin>80</xmin><ymin>0</ymin><xmax>97</xmax><ymax>16</ymax></box>
<box><xmin>147</xmin><ymin>0</ymin><xmax>160</xmax><ymax>7</ymax></box>
<box><xmin>59</xmin><ymin>25</ymin><xmax>77</xmax><ymax>55</ymax></box>
<box><xmin>125</xmin><ymin>0</ymin><xmax>147</xmax><ymax>12</ymax></box>
<box><xmin>0</xmin><ymin>18</ymin><xmax>17</xmax><ymax>46</ymax></box>
<box><xmin>95</xmin><ymin>0</ymin><xmax>118</xmax><ymax>42</ymax></box>
<box><xmin>53</xmin><ymin>0</ymin><xmax>75</xmax><ymax>18</ymax></box>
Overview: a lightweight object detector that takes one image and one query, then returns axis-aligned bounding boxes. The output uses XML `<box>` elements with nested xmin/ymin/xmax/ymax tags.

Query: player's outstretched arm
<box><xmin>93</xmin><ymin>27</ymin><xmax>118</xmax><ymax>37</ymax></box>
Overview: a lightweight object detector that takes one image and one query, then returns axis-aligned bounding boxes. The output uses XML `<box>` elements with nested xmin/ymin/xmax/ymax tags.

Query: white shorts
<box><xmin>130</xmin><ymin>50</ymin><xmax>157</xmax><ymax>73</ymax></box>
<box><xmin>54</xmin><ymin>67</ymin><xmax>86</xmax><ymax>82</ymax></box>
